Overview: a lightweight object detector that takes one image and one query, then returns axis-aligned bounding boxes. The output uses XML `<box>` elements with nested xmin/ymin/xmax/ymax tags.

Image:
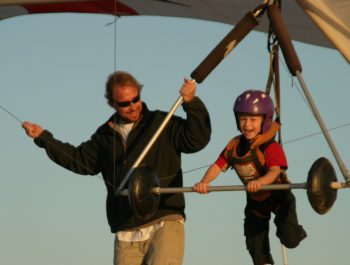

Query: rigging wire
<box><xmin>283</xmin><ymin>121</ymin><xmax>350</xmax><ymax>145</ymax></box>
<box><xmin>276</xmin><ymin>50</ymin><xmax>315</xmax><ymax>116</ymax></box>
<box><xmin>0</xmin><ymin>102</ymin><xmax>118</xmax><ymax>192</ymax></box>
<box><xmin>112</xmin><ymin>1</ymin><xmax>120</xmax><ymax>193</ymax></box>
<box><xmin>1</xmin><ymin>2</ymin><xmax>348</xmax><ymax>185</ymax></box>
<box><xmin>7</xmin><ymin>97</ymin><xmax>348</xmax><ymax>186</ymax></box>
<box><xmin>1</xmin><ymin>54</ymin><xmax>350</xmax><ymax>180</ymax></box>
<box><xmin>1</xmin><ymin>91</ymin><xmax>349</xmax><ymax>185</ymax></box>
<box><xmin>0</xmin><ymin>104</ymin><xmax>23</xmax><ymax>124</ymax></box>
<box><xmin>0</xmin><ymin>5</ymin><xmax>123</xmax><ymax>194</ymax></box>
<box><xmin>265</xmin><ymin>23</ymin><xmax>315</xmax><ymax>120</ymax></box>
<box><xmin>0</xmin><ymin>62</ymin><xmax>347</xmax><ymax>185</ymax></box>
<box><xmin>183</xmin><ymin>121</ymin><xmax>350</xmax><ymax>175</ymax></box>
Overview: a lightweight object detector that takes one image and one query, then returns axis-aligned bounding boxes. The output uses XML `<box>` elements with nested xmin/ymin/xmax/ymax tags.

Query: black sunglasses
<box><xmin>115</xmin><ymin>95</ymin><xmax>140</xmax><ymax>108</ymax></box>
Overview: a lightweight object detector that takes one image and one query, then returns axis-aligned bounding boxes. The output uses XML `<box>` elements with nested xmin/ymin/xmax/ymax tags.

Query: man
<box><xmin>22</xmin><ymin>71</ymin><xmax>211</xmax><ymax>265</ymax></box>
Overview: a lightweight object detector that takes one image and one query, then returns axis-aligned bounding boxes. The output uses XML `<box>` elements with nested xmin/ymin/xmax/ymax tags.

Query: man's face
<box><xmin>113</xmin><ymin>85</ymin><xmax>142</xmax><ymax>123</ymax></box>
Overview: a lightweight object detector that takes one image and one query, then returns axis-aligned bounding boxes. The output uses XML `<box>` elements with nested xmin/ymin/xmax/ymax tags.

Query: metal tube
<box><xmin>120</xmin><ymin>181</ymin><xmax>348</xmax><ymax>196</ymax></box>
<box><xmin>281</xmin><ymin>244</ymin><xmax>288</xmax><ymax>265</ymax></box>
<box><xmin>296</xmin><ymin>71</ymin><xmax>350</xmax><ymax>182</ymax></box>
<box><xmin>331</xmin><ymin>182</ymin><xmax>350</xmax><ymax>189</ymax></box>
<box><xmin>116</xmin><ymin>95</ymin><xmax>184</xmax><ymax>194</ymax></box>
<box><xmin>152</xmin><ymin>183</ymin><xmax>307</xmax><ymax>194</ymax></box>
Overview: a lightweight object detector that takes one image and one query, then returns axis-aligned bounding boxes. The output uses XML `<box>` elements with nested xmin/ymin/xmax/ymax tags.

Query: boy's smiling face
<box><xmin>238</xmin><ymin>114</ymin><xmax>263</xmax><ymax>140</ymax></box>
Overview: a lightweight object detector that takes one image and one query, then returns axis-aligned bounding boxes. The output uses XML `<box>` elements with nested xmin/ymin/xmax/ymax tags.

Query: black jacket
<box><xmin>34</xmin><ymin>97</ymin><xmax>211</xmax><ymax>232</ymax></box>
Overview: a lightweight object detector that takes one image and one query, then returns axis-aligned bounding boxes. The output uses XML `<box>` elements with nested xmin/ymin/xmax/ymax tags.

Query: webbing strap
<box><xmin>265</xmin><ymin>45</ymin><xmax>282</xmax><ymax>145</ymax></box>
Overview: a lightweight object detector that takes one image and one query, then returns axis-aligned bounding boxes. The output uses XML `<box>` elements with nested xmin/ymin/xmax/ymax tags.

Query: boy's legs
<box><xmin>274</xmin><ymin>191</ymin><xmax>307</xmax><ymax>248</ymax></box>
<box><xmin>244</xmin><ymin>203</ymin><xmax>274</xmax><ymax>265</ymax></box>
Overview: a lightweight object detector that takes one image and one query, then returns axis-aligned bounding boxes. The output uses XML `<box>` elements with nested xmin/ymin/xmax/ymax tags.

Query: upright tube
<box><xmin>267</xmin><ymin>4</ymin><xmax>350</xmax><ymax>182</ymax></box>
<box><xmin>116</xmin><ymin>95</ymin><xmax>184</xmax><ymax>194</ymax></box>
<box><xmin>267</xmin><ymin>5</ymin><xmax>302</xmax><ymax>76</ymax></box>
<box><xmin>281</xmin><ymin>244</ymin><xmax>288</xmax><ymax>265</ymax></box>
<box><xmin>191</xmin><ymin>11</ymin><xmax>259</xmax><ymax>83</ymax></box>
<box><xmin>296</xmin><ymin>71</ymin><xmax>350</xmax><ymax>182</ymax></box>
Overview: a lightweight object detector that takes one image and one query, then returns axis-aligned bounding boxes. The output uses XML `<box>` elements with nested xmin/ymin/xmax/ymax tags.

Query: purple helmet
<box><xmin>233</xmin><ymin>90</ymin><xmax>274</xmax><ymax>133</ymax></box>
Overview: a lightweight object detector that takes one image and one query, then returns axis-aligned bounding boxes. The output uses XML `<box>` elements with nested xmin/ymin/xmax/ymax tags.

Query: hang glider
<box><xmin>0</xmin><ymin>0</ymin><xmax>349</xmax><ymax>63</ymax></box>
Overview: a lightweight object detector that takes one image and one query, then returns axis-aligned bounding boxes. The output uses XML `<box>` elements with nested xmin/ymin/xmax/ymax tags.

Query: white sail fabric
<box><xmin>297</xmin><ymin>0</ymin><xmax>350</xmax><ymax>63</ymax></box>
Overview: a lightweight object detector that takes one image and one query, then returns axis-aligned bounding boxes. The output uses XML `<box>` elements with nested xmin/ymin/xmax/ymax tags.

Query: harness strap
<box><xmin>250</xmin><ymin>148</ymin><xmax>266</xmax><ymax>176</ymax></box>
<box><xmin>226</xmin><ymin>149</ymin><xmax>233</xmax><ymax>168</ymax></box>
<box><xmin>265</xmin><ymin>45</ymin><xmax>282</xmax><ymax>144</ymax></box>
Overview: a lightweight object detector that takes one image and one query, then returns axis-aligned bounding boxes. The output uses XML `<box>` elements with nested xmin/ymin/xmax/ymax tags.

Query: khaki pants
<box><xmin>114</xmin><ymin>221</ymin><xmax>184</xmax><ymax>265</ymax></box>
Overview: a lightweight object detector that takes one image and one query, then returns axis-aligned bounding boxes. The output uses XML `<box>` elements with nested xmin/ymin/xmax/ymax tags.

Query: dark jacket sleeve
<box><xmin>167</xmin><ymin>96</ymin><xmax>211</xmax><ymax>153</ymax></box>
<box><xmin>34</xmin><ymin>130</ymin><xmax>101</xmax><ymax>175</ymax></box>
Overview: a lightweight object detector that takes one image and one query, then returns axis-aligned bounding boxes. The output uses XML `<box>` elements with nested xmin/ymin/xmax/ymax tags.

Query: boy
<box><xmin>194</xmin><ymin>90</ymin><xmax>306</xmax><ymax>264</ymax></box>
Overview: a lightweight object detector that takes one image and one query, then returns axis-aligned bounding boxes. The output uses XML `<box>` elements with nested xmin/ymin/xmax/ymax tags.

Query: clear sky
<box><xmin>1</xmin><ymin>11</ymin><xmax>349</xmax><ymax>265</ymax></box>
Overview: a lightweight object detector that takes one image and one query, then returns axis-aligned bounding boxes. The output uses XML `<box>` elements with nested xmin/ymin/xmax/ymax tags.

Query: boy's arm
<box><xmin>247</xmin><ymin>165</ymin><xmax>281</xmax><ymax>193</ymax></box>
<box><xmin>193</xmin><ymin>163</ymin><xmax>223</xmax><ymax>194</ymax></box>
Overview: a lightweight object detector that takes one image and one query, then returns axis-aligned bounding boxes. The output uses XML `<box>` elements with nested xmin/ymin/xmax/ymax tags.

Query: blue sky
<box><xmin>1</xmin><ymin>12</ymin><xmax>349</xmax><ymax>265</ymax></box>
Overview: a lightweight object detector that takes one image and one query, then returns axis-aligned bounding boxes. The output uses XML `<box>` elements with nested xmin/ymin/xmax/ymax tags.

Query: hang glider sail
<box><xmin>0</xmin><ymin>0</ymin><xmax>349</xmax><ymax>63</ymax></box>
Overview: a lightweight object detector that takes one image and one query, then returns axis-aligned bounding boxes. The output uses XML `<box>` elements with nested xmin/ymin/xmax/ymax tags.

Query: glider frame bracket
<box><xmin>267</xmin><ymin>3</ymin><xmax>350</xmax><ymax>183</ymax></box>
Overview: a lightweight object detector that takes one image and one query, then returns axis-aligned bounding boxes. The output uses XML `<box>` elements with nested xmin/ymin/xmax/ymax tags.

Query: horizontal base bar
<box><xmin>120</xmin><ymin>182</ymin><xmax>349</xmax><ymax>196</ymax></box>
<box><xmin>152</xmin><ymin>183</ymin><xmax>307</xmax><ymax>194</ymax></box>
